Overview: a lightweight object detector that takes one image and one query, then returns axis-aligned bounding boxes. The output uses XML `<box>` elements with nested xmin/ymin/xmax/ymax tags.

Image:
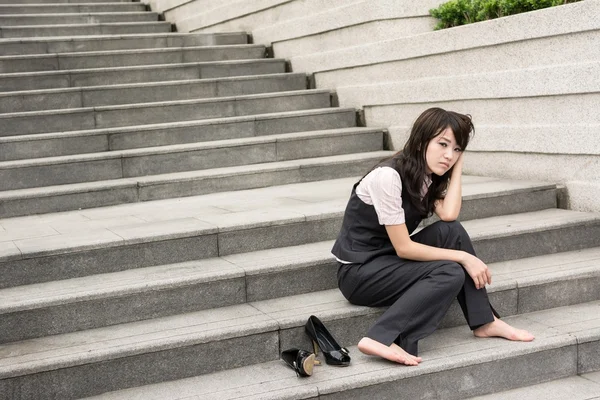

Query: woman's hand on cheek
<box><xmin>450</xmin><ymin>152</ymin><xmax>464</xmax><ymax>178</ymax></box>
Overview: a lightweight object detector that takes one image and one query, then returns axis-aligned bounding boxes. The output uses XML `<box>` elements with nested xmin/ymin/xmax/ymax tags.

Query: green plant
<box><xmin>430</xmin><ymin>0</ymin><xmax>582</xmax><ymax>30</ymax></box>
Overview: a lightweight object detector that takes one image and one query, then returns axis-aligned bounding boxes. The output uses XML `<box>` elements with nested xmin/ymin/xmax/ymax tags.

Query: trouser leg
<box><xmin>411</xmin><ymin>220</ymin><xmax>497</xmax><ymax>329</ymax></box>
<box><xmin>338</xmin><ymin>255</ymin><xmax>465</xmax><ymax>356</ymax></box>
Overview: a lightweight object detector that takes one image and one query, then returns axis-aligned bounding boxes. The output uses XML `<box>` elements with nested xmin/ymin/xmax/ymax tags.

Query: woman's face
<box><xmin>424</xmin><ymin>127</ymin><xmax>463</xmax><ymax>176</ymax></box>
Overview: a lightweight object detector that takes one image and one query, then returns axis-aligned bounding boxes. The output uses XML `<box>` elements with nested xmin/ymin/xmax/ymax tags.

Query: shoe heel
<box><xmin>302</xmin><ymin>353</ymin><xmax>316</xmax><ymax>376</ymax></box>
<box><xmin>312</xmin><ymin>339</ymin><xmax>319</xmax><ymax>356</ymax></box>
<box><xmin>281</xmin><ymin>348</ymin><xmax>316</xmax><ymax>377</ymax></box>
<box><xmin>304</xmin><ymin>315</ymin><xmax>351</xmax><ymax>366</ymax></box>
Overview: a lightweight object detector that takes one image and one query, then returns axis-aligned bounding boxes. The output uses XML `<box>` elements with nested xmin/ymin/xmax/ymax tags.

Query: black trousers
<box><xmin>337</xmin><ymin>220</ymin><xmax>496</xmax><ymax>356</ymax></box>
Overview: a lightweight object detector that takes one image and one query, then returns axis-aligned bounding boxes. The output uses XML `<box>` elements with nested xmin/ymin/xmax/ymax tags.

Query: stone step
<box><xmin>274</xmin><ymin>17</ymin><xmax>434</xmax><ymax>61</ymax></box>
<box><xmin>355</xmin><ymin>65</ymin><xmax>600</xmax><ymax>145</ymax></box>
<box><xmin>0</xmin><ymin>44</ymin><xmax>266</xmax><ymax>73</ymax></box>
<box><xmin>3</xmin><ymin>287</ymin><xmax>600</xmax><ymax>399</ymax></box>
<box><xmin>1</xmin><ymin>184</ymin><xmax>588</xmax><ymax>343</ymax></box>
<box><xmin>0</xmin><ymin>21</ymin><xmax>172</xmax><ymax>38</ymax></box>
<box><xmin>156</xmin><ymin>0</ymin><xmax>235</xmax><ymax>15</ymax></box>
<box><xmin>0</xmin><ymin>3</ymin><xmax>146</xmax><ymax>14</ymax></box>
<box><xmin>0</xmin><ymin>71</ymin><xmax>306</xmax><ymax>114</ymax></box>
<box><xmin>159</xmin><ymin>0</ymin><xmax>237</xmax><ymax>24</ymax></box>
<box><xmin>293</xmin><ymin>1</ymin><xmax>600</xmax><ymax>89</ymax></box>
<box><xmin>3</xmin><ymin>176</ymin><xmax>597</xmax><ymax>290</ymax></box>
<box><xmin>251</xmin><ymin>0</ymin><xmax>440</xmax><ymax>46</ymax></box>
<box><xmin>0</xmin><ymin>12</ymin><xmax>158</xmax><ymax>26</ymax></box>
<box><xmin>0</xmin><ymin>32</ymin><xmax>248</xmax><ymax>56</ymax></box>
<box><xmin>0</xmin><ymin>151</ymin><xmax>390</xmax><ymax>218</ymax></box>
<box><xmin>336</xmin><ymin>60</ymin><xmax>600</xmax><ymax>110</ymax></box>
<box><xmin>0</xmin><ymin>58</ymin><xmax>286</xmax><ymax>92</ymax></box>
<box><xmin>468</xmin><ymin>372</ymin><xmax>600</xmax><ymax>400</ymax></box>
<box><xmin>0</xmin><ymin>88</ymin><xmax>325</xmax><ymax>136</ymax></box>
<box><xmin>0</xmin><ymin>128</ymin><xmax>383</xmax><ymax>190</ymax></box>
<box><xmin>254</xmin><ymin>0</ymin><xmax>439</xmax><ymax>59</ymax></box>
<box><xmin>174</xmin><ymin>0</ymin><xmax>360</xmax><ymax>34</ymax></box>
<box><xmin>0</xmin><ymin>108</ymin><xmax>356</xmax><ymax>161</ymax></box>
<box><xmin>0</xmin><ymin>0</ymin><xmax>132</xmax><ymax>3</ymax></box>
<box><xmin>83</xmin><ymin>300</ymin><xmax>600</xmax><ymax>400</ymax></box>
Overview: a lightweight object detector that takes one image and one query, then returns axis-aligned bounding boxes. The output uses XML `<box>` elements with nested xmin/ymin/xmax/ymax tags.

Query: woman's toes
<box><xmin>516</xmin><ymin>329</ymin><xmax>535</xmax><ymax>341</ymax></box>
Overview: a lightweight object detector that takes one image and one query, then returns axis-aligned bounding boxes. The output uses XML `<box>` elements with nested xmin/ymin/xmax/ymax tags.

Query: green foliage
<box><xmin>430</xmin><ymin>0</ymin><xmax>582</xmax><ymax>30</ymax></box>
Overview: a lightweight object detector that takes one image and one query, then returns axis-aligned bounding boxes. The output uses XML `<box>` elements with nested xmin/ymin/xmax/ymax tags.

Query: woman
<box><xmin>332</xmin><ymin>108</ymin><xmax>534</xmax><ymax>366</ymax></box>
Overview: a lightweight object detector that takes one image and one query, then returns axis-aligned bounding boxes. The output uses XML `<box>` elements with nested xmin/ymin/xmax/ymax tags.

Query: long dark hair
<box><xmin>386</xmin><ymin>108</ymin><xmax>474</xmax><ymax>217</ymax></box>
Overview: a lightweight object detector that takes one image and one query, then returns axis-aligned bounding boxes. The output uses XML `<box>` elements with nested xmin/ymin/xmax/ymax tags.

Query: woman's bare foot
<box><xmin>473</xmin><ymin>317</ymin><xmax>535</xmax><ymax>341</ymax></box>
<box><xmin>358</xmin><ymin>337</ymin><xmax>422</xmax><ymax>366</ymax></box>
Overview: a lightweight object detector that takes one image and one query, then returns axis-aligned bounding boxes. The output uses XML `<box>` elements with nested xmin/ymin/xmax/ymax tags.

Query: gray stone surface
<box><xmin>0</xmin><ymin>108</ymin><xmax>96</xmax><ymax>137</ymax></box>
<box><xmin>137</xmin><ymin>152</ymin><xmax>387</xmax><ymax>201</ymax></box>
<box><xmin>469</xmin><ymin>375</ymin><xmax>600</xmax><ymax>399</ymax></box>
<box><xmin>0</xmin><ymin>259</ymin><xmax>246</xmax><ymax>343</ymax></box>
<box><xmin>0</xmin><ymin>174</ymin><xmax>556</xmax><ymax>278</ymax></box>
<box><xmin>0</xmin><ymin>59</ymin><xmax>286</xmax><ymax>92</ymax></box>
<box><xmin>78</xmin><ymin>72</ymin><xmax>306</xmax><ymax>108</ymax></box>
<box><xmin>161</xmin><ymin>0</ymin><xmax>238</xmax><ymax>21</ymax></box>
<box><xmin>0</xmin><ymin>131</ymin><xmax>109</xmax><ymax>161</ymax></box>
<box><xmin>0</xmin><ymin>233</ymin><xmax>219</xmax><ymax>287</ymax></box>
<box><xmin>77</xmin><ymin>308</ymin><xmax>596</xmax><ymax>400</ymax></box>
<box><xmin>218</xmin><ymin>216</ymin><xmax>340</xmax><ymax>255</ymax></box>
<box><xmin>337</xmin><ymin>61</ymin><xmax>600</xmax><ymax>109</ymax></box>
<box><xmin>0</xmin><ymin>175</ymin><xmax>580</xmax><ymax>263</ymax></box>
<box><xmin>584</xmin><ymin>370</ymin><xmax>600</xmax><ymax>384</ymax></box>
<box><xmin>104</xmin><ymin>91</ymin><xmax>325</xmax><ymax>127</ymax></box>
<box><xmin>47</xmin><ymin>44</ymin><xmax>265</xmax><ymax>72</ymax></box>
<box><xmin>462</xmin><ymin>208</ymin><xmax>600</xmax><ymax>263</ymax></box>
<box><xmin>0</xmin><ymin>182</ymin><xmax>140</xmax><ymax>219</ymax></box>
<box><xmin>0</xmin><ymin>89</ymin><xmax>329</xmax><ymax>135</ymax></box>
<box><xmin>0</xmin><ymin>305</ymin><xmax>279</xmax><ymax>400</ymax></box>
<box><xmin>0</xmin><ymin>4</ymin><xmax>146</xmax><ymax>14</ymax></box>
<box><xmin>251</xmin><ymin>0</ymin><xmax>440</xmax><ymax>45</ymax></box>
<box><xmin>0</xmin><ymin>22</ymin><xmax>173</xmax><ymax>38</ymax></box>
<box><xmin>0</xmin><ymin>129</ymin><xmax>382</xmax><ymax>190</ymax></box>
<box><xmin>0</xmin><ymin>33</ymin><xmax>248</xmax><ymax>56</ymax></box>
<box><xmin>293</xmin><ymin>1</ymin><xmax>600</xmax><ymax>75</ymax></box>
<box><xmin>179</xmin><ymin>0</ymin><xmax>360</xmax><ymax>34</ymax></box>
<box><xmin>122</xmin><ymin>141</ymin><xmax>276</xmax><ymax>176</ymax></box>
<box><xmin>0</xmin><ymin>156</ymin><xmax>123</xmax><ymax>190</ymax></box>
<box><xmin>0</xmin><ymin>0</ymin><xmax>132</xmax><ymax>3</ymax></box>
<box><xmin>4</xmin><ymin>227</ymin><xmax>596</xmax><ymax>347</ymax></box>
<box><xmin>0</xmin><ymin>87</ymin><xmax>84</xmax><ymax>114</ymax></box>
<box><xmin>107</xmin><ymin>108</ymin><xmax>355</xmax><ymax>150</ymax></box>
<box><xmin>0</xmin><ymin>153</ymin><xmax>388</xmax><ymax>218</ymax></box>
<box><xmin>0</xmin><ymin>70</ymin><xmax>71</xmax><ymax>92</ymax></box>
<box><xmin>0</xmin><ymin>53</ymin><xmax>59</xmax><ymax>73</ymax></box>
<box><xmin>0</xmin><ymin>12</ymin><xmax>159</xmax><ymax>27</ymax></box>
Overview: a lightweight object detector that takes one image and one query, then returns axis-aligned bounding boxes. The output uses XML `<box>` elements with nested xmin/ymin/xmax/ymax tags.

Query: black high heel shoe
<box><xmin>305</xmin><ymin>315</ymin><xmax>351</xmax><ymax>366</ymax></box>
<box><xmin>281</xmin><ymin>348</ymin><xmax>318</xmax><ymax>377</ymax></box>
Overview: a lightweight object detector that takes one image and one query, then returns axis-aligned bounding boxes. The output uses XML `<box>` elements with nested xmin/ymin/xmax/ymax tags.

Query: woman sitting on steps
<box><xmin>332</xmin><ymin>107</ymin><xmax>534</xmax><ymax>365</ymax></box>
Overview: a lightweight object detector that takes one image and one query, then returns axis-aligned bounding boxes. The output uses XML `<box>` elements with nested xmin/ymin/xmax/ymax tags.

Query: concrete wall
<box><xmin>147</xmin><ymin>0</ymin><xmax>600</xmax><ymax>212</ymax></box>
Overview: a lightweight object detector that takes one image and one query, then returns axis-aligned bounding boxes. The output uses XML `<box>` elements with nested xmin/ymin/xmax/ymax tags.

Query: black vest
<box><xmin>331</xmin><ymin>158</ymin><xmax>424</xmax><ymax>264</ymax></box>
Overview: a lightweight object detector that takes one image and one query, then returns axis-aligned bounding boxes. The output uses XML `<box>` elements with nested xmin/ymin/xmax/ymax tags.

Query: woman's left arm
<box><xmin>434</xmin><ymin>154</ymin><xmax>464</xmax><ymax>221</ymax></box>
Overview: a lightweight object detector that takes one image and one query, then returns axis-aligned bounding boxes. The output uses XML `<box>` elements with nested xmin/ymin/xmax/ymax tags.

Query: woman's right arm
<box><xmin>385</xmin><ymin>224</ymin><xmax>492</xmax><ymax>289</ymax></box>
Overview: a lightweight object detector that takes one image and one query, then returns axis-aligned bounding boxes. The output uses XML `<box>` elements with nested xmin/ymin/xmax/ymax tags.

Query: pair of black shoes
<box><xmin>281</xmin><ymin>315</ymin><xmax>351</xmax><ymax>377</ymax></box>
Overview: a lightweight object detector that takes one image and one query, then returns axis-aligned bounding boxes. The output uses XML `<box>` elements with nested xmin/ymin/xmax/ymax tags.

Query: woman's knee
<box><xmin>437</xmin><ymin>220</ymin><xmax>463</xmax><ymax>232</ymax></box>
<box><xmin>435</xmin><ymin>220</ymin><xmax>469</xmax><ymax>239</ymax></box>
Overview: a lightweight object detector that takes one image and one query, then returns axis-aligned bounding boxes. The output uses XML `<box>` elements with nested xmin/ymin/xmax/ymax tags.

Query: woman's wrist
<box><xmin>452</xmin><ymin>250</ymin><xmax>468</xmax><ymax>264</ymax></box>
<box><xmin>451</xmin><ymin>163</ymin><xmax>463</xmax><ymax>179</ymax></box>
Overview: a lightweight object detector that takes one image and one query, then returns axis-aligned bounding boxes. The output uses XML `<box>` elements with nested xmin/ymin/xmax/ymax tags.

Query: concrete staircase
<box><xmin>0</xmin><ymin>1</ymin><xmax>599</xmax><ymax>399</ymax></box>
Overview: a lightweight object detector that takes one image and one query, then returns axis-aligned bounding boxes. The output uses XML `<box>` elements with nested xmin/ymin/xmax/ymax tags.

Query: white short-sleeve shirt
<box><xmin>356</xmin><ymin>167</ymin><xmax>406</xmax><ymax>225</ymax></box>
<box><xmin>334</xmin><ymin>167</ymin><xmax>431</xmax><ymax>264</ymax></box>
<box><xmin>356</xmin><ymin>166</ymin><xmax>432</xmax><ymax>225</ymax></box>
